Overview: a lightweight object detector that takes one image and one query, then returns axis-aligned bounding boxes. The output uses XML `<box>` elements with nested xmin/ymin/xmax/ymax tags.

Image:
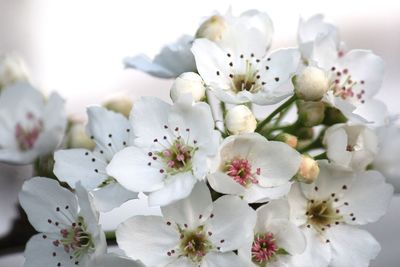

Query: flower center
<box><xmin>329</xmin><ymin>67</ymin><xmax>366</xmax><ymax>104</ymax></box>
<box><xmin>225</xmin><ymin>158</ymin><xmax>260</xmax><ymax>187</ymax></box>
<box><xmin>251</xmin><ymin>232</ymin><xmax>278</xmax><ymax>265</ymax></box>
<box><xmin>179</xmin><ymin>226</ymin><xmax>212</xmax><ymax>263</ymax></box>
<box><xmin>230</xmin><ymin>61</ymin><xmax>263</xmax><ymax>94</ymax></box>
<box><xmin>158</xmin><ymin>139</ymin><xmax>196</xmax><ymax>175</ymax></box>
<box><xmin>15</xmin><ymin>112</ymin><xmax>43</xmax><ymax>151</ymax></box>
<box><xmin>52</xmin><ymin>217</ymin><xmax>94</xmax><ymax>259</ymax></box>
<box><xmin>306</xmin><ymin>199</ymin><xmax>342</xmax><ymax>232</ymax></box>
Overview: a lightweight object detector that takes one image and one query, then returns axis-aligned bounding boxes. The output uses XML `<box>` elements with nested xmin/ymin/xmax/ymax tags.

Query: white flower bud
<box><xmin>296</xmin><ymin>155</ymin><xmax>320</xmax><ymax>184</ymax></box>
<box><xmin>225</xmin><ymin>105</ymin><xmax>257</xmax><ymax>135</ymax></box>
<box><xmin>295</xmin><ymin>66</ymin><xmax>329</xmax><ymax>101</ymax></box>
<box><xmin>275</xmin><ymin>133</ymin><xmax>298</xmax><ymax>148</ymax></box>
<box><xmin>103</xmin><ymin>98</ymin><xmax>133</xmax><ymax>117</ymax></box>
<box><xmin>170</xmin><ymin>72</ymin><xmax>206</xmax><ymax>102</ymax></box>
<box><xmin>0</xmin><ymin>53</ymin><xmax>30</xmax><ymax>89</ymax></box>
<box><xmin>297</xmin><ymin>100</ymin><xmax>325</xmax><ymax>127</ymax></box>
<box><xmin>195</xmin><ymin>15</ymin><xmax>227</xmax><ymax>42</ymax></box>
<box><xmin>67</xmin><ymin>121</ymin><xmax>95</xmax><ymax>150</ymax></box>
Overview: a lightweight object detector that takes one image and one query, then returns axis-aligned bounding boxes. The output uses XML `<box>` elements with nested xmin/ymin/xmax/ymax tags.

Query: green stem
<box><xmin>314</xmin><ymin>152</ymin><xmax>327</xmax><ymax>160</ymax></box>
<box><xmin>273</xmin><ymin>102</ymin><xmax>293</xmax><ymax>126</ymax></box>
<box><xmin>256</xmin><ymin>95</ymin><xmax>297</xmax><ymax>132</ymax></box>
<box><xmin>298</xmin><ymin>129</ymin><xmax>326</xmax><ymax>153</ymax></box>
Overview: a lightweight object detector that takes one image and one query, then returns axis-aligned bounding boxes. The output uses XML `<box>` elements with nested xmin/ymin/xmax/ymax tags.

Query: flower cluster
<box><xmin>1</xmin><ymin>8</ymin><xmax>397</xmax><ymax>267</ymax></box>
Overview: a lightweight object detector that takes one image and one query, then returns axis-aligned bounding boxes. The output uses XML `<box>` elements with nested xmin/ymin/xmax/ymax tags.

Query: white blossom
<box><xmin>288</xmin><ymin>161</ymin><xmax>393</xmax><ymax>267</ymax></box>
<box><xmin>116</xmin><ymin>182</ymin><xmax>256</xmax><ymax>267</ymax></box>
<box><xmin>192</xmin><ymin>33</ymin><xmax>300</xmax><ymax>105</ymax></box>
<box><xmin>54</xmin><ymin>106</ymin><xmax>138</xmax><ymax>212</ymax></box>
<box><xmin>308</xmin><ymin>35</ymin><xmax>387</xmax><ymax>125</ymax></box>
<box><xmin>124</xmin><ymin>35</ymin><xmax>196</xmax><ymax>78</ymax></box>
<box><xmin>298</xmin><ymin>14</ymin><xmax>340</xmax><ymax>60</ymax></box>
<box><xmin>207</xmin><ymin>133</ymin><xmax>301</xmax><ymax>202</ymax></box>
<box><xmin>107</xmin><ymin>95</ymin><xmax>220</xmax><ymax>206</ymax></box>
<box><xmin>19</xmin><ymin>177</ymin><xmax>107</xmax><ymax>267</ymax></box>
<box><xmin>0</xmin><ymin>82</ymin><xmax>66</xmax><ymax>164</ymax></box>
<box><xmin>323</xmin><ymin>123</ymin><xmax>378</xmax><ymax>171</ymax></box>
<box><xmin>238</xmin><ymin>200</ymin><xmax>306</xmax><ymax>267</ymax></box>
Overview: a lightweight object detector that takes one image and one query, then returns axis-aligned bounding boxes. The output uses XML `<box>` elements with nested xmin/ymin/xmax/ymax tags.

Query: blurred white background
<box><xmin>0</xmin><ymin>0</ymin><xmax>399</xmax><ymax>266</ymax></box>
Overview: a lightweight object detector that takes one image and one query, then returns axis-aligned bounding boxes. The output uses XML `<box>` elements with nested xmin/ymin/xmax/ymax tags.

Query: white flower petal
<box><xmin>75</xmin><ymin>182</ymin><xmax>101</xmax><ymax>235</ymax></box>
<box><xmin>24</xmin><ymin>234</ymin><xmax>90</xmax><ymax>267</ymax></box>
<box><xmin>99</xmin><ymin>253</ymin><xmax>145</xmax><ymax>267</ymax></box>
<box><xmin>259</xmin><ymin>48</ymin><xmax>300</xmax><ymax>97</ymax></box>
<box><xmin>130</xmin><ymin>97</ymin><xmax>171</xmax><ymax>148</ymax></box>
<box><xmin>192</xmin><ymin>38</ymin><xmax>233</xmax><ymax>87</ymax></box>
<box><xmin>324</xmin><ymin>126</ymin><xmax>352</xmax><ymax>167</ymax></box>
<box><xmin>125</xmin><ymin>35</ymin><xmax>196</xmax><ymax>78</ymax></box>
<box><xmin>243</xmin><ymin>182</ymin><xmax>292</xmax><ymax>203</ymax></box>
<box><xmin>337</xmin><ymin>50</ymin><xmax>384</xmax><ymax>99</ymax></box>
<box><xmin>249</xmin><ymin>140</ymin><xmax>301</xmax><ymax>187</ymax></box>
<box><xmin>238</xmin><ymin>10</ymin><xmax>274</xmax><ymax>49</ymax></box>
<box><xmin>352</xmin><ymin>99</ymin><xmax>388</xmax><ymax>126</ymax></box>
<box><xmin>287</xmin><ymin>183</ymin><xmax>308</xmax><ymax>226</ymax></box>
<box><xmin>167</xmin><ymin>257</ymin><xmax>196</xmax><ymax>267</ymax></box>
<box><xmin>373</xmin><ymin>125</ymin><xmax>400</xmax><ymax>192</ymax></box>
<box><xmin>148</xmin><ymin>172</ymin><xmax>197</xmax><ymax>207</ymax></box>
<box><xmin>124</xmin><ymin>54</ymin><xmax>177</xmax><ymax>78</ymax></box>
<box><xmin>202</xmin><ymin>251</ymin><xmax>247</xmax><ymax>267</ymax></box>
<box><xmin>161</xmin><ymin>182</ymin><xmax>212</xmax><ymax>228</ymax></box>
<box><xmin>300</xmin><ymin>160</ymin><xmax>354</xmax><ymax>201</ymax></box>
<box><xmin>54</xmin><ymin>149</ymin><xmax>108</xmax><ymax>190</ymax></box>
<box><xmin>310</xmin><ymin>35</ymin><xmax>338</xmax><ymax>70</ymax></box>
<box><xmin>19</xmin><ymin>177</ymin><xmax>78</xmax><ymax>233</ymax></box>
<box><xmin>34</xmin><ymin>92</ymin><xmax>67</xmax><ymax>156</ymax></box>
<box><xmin>340</xmin><ymin>170</ymin><xmax>393</xmax><ymax>225</ymax></box>
<box><xmin>91</xmin><ymin>182</ymin><xmax>138</xmax><ymax>212</ymax></box>
<box><xmin>168</xmin><ymin>94</ymin><xmax>218</xmax><ymax>155</ymax></box>
<box><xmin>290</xmin><ymin>228</ymin><xmax>331</xmax><ymax>267</ymax></box>
<box><xmin>0</xmin><ymin>82</ymin><xmax>44</xmax><ymax>119</ymax></box>
<box><xmin>206</xmin><ymin>195</ymin><xmax>256</xmax><ymax>252</ymax></box>
<box><xmin>270</xmin><ymin>220</ymin><xmax>306</xmax><ymax>255</ymax></box>
<box><xmin>327</xmin><ymin>225</ymin><xmax>380</xmax><ymax>267</ymax></box>
<box><xmin>107</xmin><ymin>146</ymin><xmax>165</xmax><ymax>192</ymax></box>
<box><xmin>86</xmin><ymin>106</ymin><xmax>132</xmax><ymax>161</ymax></box>
<box><xmin>298</xmin><ymin>14</ymin><xmax>339</xmax><ymax>59</ymax></box>
<box><xmin>256</xmin><ymin>200</ymin><xmax>290</xmax><ymax>229</ymax></box>
<box><xmin>207</xmin><ymin>171</ymin><xmax>245</xmax><ymax>195</ymax></box>
<box><xmin>0</xmin><ymin>149</ymin><xmax>37</xmax><ymax>165</ymax></box>
<box><xmin>116</xmin><ymin>215</ymin><xmax>179</xmax><ymax>266</ymax></box>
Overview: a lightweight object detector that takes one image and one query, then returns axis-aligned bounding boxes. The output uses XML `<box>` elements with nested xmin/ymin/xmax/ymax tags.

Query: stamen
<box><xmin>224</xmin><ymin>158</ymin><xmax>259</xmax><ymax>187</ymax></box>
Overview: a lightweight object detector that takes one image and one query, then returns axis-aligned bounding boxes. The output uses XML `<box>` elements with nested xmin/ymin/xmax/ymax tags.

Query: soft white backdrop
<box><xmin>0</xmin><ymin>0</ymin><xmax>399</xmax><ymax>266</ymax></box>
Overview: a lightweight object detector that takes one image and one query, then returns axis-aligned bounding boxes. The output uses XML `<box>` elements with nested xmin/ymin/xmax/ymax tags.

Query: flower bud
<box><xmin>170</xmin><ymin>72</ymin><xmax>206</xmax><ymax>102</ymax></box>
<box><xmin>295</xmin><ymin>66</ymin><xmax>329</xmax><ymax>101</ymax></box>
<box><xmin>0</xmin><ymin>53</ymin><xmax>30</xmax><ymax>89</ymax></box>
<box><xmin>275</xmin><ymin>133</ymin><xmax>298</xmax><ymax>148</ymax></box>
<box><xmin>296</xmin><ymin>155</ymin><xmax>320</xmax><ymax>184</ymax></box>
<box><xmin>297</xmin><ymin>127</ymin><xmax>314</xmax><ymax>140</ymax></box>
<box><xmin>297</xmin><ymin>100</ymin><xmax>325</xmax><ymax>127</ymax></box>
<box><xmin>225</xmin><ymin>105</ymin><xmax>257</xmax><ymax>135</ymax></box>
<box><xmin>195</xmin><ymin>15</ymin><xmax>227</xmax><ymax>42</ymax></box>
<box><xmin>103</xmin><ymin>98</ymin><xmax>133</xmax><ymax>118</ymax></box>
<box><xmin>67</xmin><ymin>121</ymin><xmax>95</xmax><ymax>150</ymax></box>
